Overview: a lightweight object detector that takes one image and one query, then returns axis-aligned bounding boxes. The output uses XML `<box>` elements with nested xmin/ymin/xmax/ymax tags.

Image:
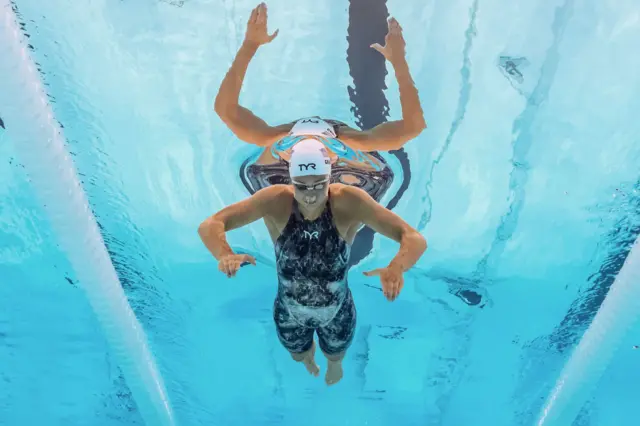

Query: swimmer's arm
<box><xmin>341</xmin><ymin>186</ymin><xmax>427</xmax><ymax>271</ymax></box>
<box><xmin>198</xmin><ymin>185</ymin><xmax>286</xmax><ymax>260</ymax></box>
<box><xmin>214</xmin><ymin>42</ymin><xmax>291</xmax><ymax>146</ymax></box>
<box><xmin>339</xmin><ymin>58</ymin><xmax>427</xmax><ymax>151</ymax></box>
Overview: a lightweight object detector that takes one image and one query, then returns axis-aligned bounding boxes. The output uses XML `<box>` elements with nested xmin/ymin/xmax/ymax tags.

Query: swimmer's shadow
<box><xmin>362</xmin><ymin>267</ymin><xmax>491</xmax><ymax>308</ymax></box>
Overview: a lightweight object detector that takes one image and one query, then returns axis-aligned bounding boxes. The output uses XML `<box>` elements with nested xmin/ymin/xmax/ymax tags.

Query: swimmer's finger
<box><xmin>387</xmin><ymin>279</ymin><xmax>400</xmax><ymax>301</ymax></box>
<box><xmin>219</xmin><ymin>261</ymin><xmax>231</xmax><ymax>277</ymax></box>
<box><xmin>230</xmin><ymin>263</ymin><xmax>242</xmax><ymax>278</ymax></box>
<box><xmin>225</xmin><ymin>262</ymin><xmax>235</xmax><ymax>278</ymax></box>
<box><xmin>232</xmin><ymin>260</ymin><xmax>246</xmax><ymax>276</ymax></box>
<box><xmin>397</xmin><ymin>278</ymin><xmax>404</xmax><ymax>296</ymax></box>
<box><xmin>363</xmin><ymin>268</ymin><xmax>382</xmax><ymax>277</ymax></box>
<box><xmin>381</xmin><ymin>281</ymin><xmax>391</xmax><ymax>300</ymax></box>
<box><xmin>248</xmin><ymin>6</ymin><xmax>259</xmax><ymax>24</ymax></box>
<box><xmin>369</xmin><ymin>43</ymin><xmax>385</xmax><ymax>56</ymax></box>
<box><xmin>391</xmin><ymin>284</ymin><xmax>398</xmax><ymax>302</ymax></box>
<box><xmin>386</xmin><ymin>282</ymin><xmax>395</xmax><ymax>301</ymax></box>
<box><xmin>256</xmin><ymin>4</ymin><xmax>265</xmax><ymax>24</ymax></box>
<box><xmin>268</xmin><ymin>29</ymin><xmax>279</xmax><ymax>42</ymax></box>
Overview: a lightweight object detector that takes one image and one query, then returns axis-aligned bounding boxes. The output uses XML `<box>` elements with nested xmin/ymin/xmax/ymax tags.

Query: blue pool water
<box><xmin>1</xmin><ymin>0</ymin><xmax>640</xmax><ymax>425</ymax></box>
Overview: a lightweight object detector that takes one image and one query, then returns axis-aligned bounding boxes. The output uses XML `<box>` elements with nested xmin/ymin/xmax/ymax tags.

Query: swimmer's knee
<box><xmin>318</xmin><ymin>335</ymin><xmax>352</xmax><ymax>360</ymax></box>
<box><xmin>284</xmin><ymin>337</ymin><xmax>314</xmax><ymax>361</ymax></box>
<box><xmin>290</xmin><ymin>344</ymin><xmax>313</xmax><ymax>361</ymax></box>
<box><xmin>322</xmin><ymin>349</ymin><xmax>345</xmax><ymax>362</ymax></box>
<box><xmin>290</xmin><ymin>351</ymin><xmax>307</xmax><ymax>362</ymax></box>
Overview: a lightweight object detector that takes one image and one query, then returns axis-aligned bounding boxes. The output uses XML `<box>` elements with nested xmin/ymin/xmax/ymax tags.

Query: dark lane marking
<box><xmin>347</xmin><ymin>0</ymin><xmax>411</xmax><ymax>266</ymax></box>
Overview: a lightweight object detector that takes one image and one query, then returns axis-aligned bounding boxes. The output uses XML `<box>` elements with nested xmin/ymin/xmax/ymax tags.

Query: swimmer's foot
<box><xmin>301</xmin><ymin>342</ymin><xmax>320</xmax><ymax>377</ymax></box>
<box><xmin>325</xmin><ymin>359</ymin><xmax>343</xmax><ymax>386</ymax></box>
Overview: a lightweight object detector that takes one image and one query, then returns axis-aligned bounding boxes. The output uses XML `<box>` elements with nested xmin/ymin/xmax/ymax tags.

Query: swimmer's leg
<box><xmin>290</xmin><ymin>340</ymin><xmax>320</xmax><ymax>377</ymax></box>
<box><xmin>317</xmin><ymin>291</ymin><xmax>357</xmax><ymax>386</ymax></box>
<box><xmin>273</xmin><ymin>297</ymin><xmax>319</xmax><ymax>377</ymax></box>
<box><xmin>321</xmin><ymin>349</ymin><xmax>346</xmax><ymax>386</ymax></box>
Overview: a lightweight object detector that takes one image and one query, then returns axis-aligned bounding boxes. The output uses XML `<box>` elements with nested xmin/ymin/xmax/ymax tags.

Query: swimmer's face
<box><xmin>291</xmin><ymin>175</ymin><xmax>330</xmax><ymax>207</ymax></box>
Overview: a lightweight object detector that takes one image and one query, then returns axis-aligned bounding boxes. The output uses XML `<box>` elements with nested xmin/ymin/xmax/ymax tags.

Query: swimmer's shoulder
<box><xmin>329</xmin><ymin>183</ymin><xmax>372</xmax><ymax>214</ymax></box>
<box><xmin>330</xmin><ymin>182</ymin><xmax>368</xmax><ymax>197</ymax></box>
<box><xmin>254</xmin><ymin>184</ymin><xmax>294</xmax><ymax>217</ymax></box>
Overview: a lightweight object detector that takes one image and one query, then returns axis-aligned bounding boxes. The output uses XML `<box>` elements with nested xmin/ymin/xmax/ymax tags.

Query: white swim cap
<box><xmin>289</xmin><ymin>139</ymin><xmax>331</xmax><ymax>178</ymax></box>
<box><xmin>289</xmin><ymin>117</ymin><xmax>336</xmax><ymax>138</ymax></box>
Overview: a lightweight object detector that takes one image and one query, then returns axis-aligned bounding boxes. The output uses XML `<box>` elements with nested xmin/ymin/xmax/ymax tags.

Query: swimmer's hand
<box><xmin>363</xmin><ymin>264</ymin><xmax>404</xmax><ymax>302</ymax></box>
<box><xmin>370</xmin><ymin>18</ymin><xmax>406</xmax><ymax>64</ymax></box>
<box><xmin>218</xmin><ymin>254</ymin><xmax>256</xmax><ymax>278</ymax></box>
<box><xmin>244</xmin><ymin>3</ymin><xmax>279</xmax><ymax>48</ymax></box>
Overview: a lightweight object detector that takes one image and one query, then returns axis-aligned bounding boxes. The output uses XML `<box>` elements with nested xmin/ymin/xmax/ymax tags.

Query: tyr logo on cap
<box><xmin>298</xmin><ymin>163</ymin><xmax>316</xmax><ymax>171</ymax></box>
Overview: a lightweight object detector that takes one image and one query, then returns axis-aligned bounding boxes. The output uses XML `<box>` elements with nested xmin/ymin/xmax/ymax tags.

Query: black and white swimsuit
<box><xmin>272</xmin><ymin>192</ymin><xmax>356</xmax><ymax>355</ymax></box>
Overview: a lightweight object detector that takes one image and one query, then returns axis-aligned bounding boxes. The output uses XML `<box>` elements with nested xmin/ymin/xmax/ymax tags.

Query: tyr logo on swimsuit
<box><xmin>298</xmin><ymin>163</ymin><xmax>317</xmax><ymax>171</ymax></box>
<box><xmin>303</xmin><ymin>231</ymin><xmax>319</xmax><ymax>240</ymax></box>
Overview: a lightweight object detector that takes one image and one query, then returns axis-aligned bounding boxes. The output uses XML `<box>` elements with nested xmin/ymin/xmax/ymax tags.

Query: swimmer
<box><xmin>198</xmin><ymin>139</ymin><xmax>427</xmax><ymax>385</ymax></box>
<box><xmin>214</xmin><ymin>3</ymin><xmax>426</xmax><ymax>183</ymax></box>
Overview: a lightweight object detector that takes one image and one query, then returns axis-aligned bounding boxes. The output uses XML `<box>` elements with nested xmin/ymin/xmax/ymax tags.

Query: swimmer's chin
<box><xmin>302</xmin><ymin>198</ymin><xmax>318</xmax><ymax>206</ymax></box>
